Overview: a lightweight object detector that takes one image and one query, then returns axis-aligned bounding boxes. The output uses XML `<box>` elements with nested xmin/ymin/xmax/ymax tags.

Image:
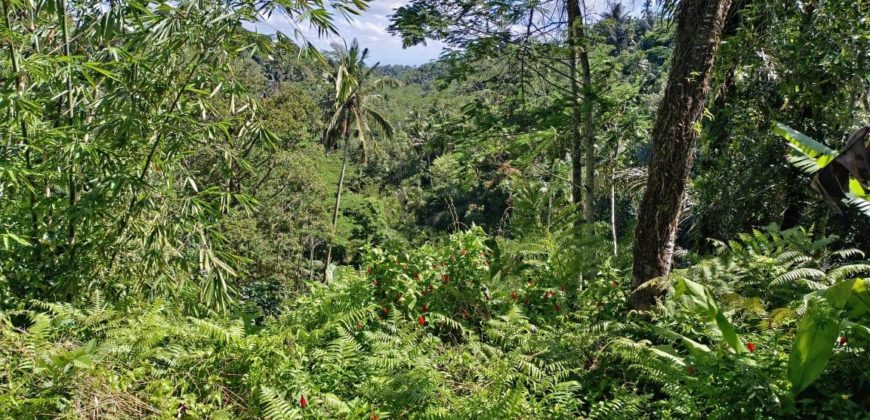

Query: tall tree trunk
<box><xmin>610</xmin><ymin>141</ymin><xmax>618</xmax><ymax>258</ymax></box>
<box><xmin>581</xmin><ymin>53</ymin><xmax>594</xmax><ymax>223</ymax></box>
<box><xmin>59</xmin><ymin>0</ymin><xmax>80</xmax><ymax>300</ymax></box>
<box><xmin>567</xmin><ymin>0</ymin><xmax>584</xmax><ymax>211</ymax></box>
<box><xmin>630</xmin><ymin>0</ymin><xmax>733</xmax><ymax>309</ymax></box>
<box><xmin>324</xmin><ymin>119</ymin><xmax>351</xmax><ymax>280</ymax></box>
<box><xmin>567</xmin><ymin>0</ymin><xmax>595</xmax><ymax>221</ymax></box>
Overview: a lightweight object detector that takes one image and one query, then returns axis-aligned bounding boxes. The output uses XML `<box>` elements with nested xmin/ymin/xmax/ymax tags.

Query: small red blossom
<box><xmin>356</xmin><ymin>321</ymin><xmax>363</xmax><ymax>330</ymax></box>
<box><xmin>441</xmin><ymin>274</ymin><xmax>450</xmax><ymax>283</ymax></box>
<box><xmin>462</xmin><ymin>309</ymin><xmax>469</xmax><ymax>319</ymax></box>
<box><xmin>417</xmin><ymin>315</ymin><xmax>426</xmax><ymax>326</ymax></box>
<box><xmin>432</xmin><ymin>264</ymin><xmax>438</xmax><ymax>270</ymax></box>
<box><xmin>839</xmin><ymin>336</ymin><xmax>848</xmax><ymax>346</ymax></box>
<box><xmin>746</xmin><ymin>342</ymin><xmax>756</xmax><ymax>353</ymax></box>
<box><xmin>511</xmin><ymin>291</ymin><xmax>518</xmax><ymax>301</ymax></box>
<box><xmin>367</xmin><ymin>267</ymin><xmax>372</xmax><ymax>274</ymax></box>
<box><xmin>299</xmin><ymin>395</ymin><xmax>308</xmax><ymax>408</ymax></box>
<box><xmin>370</xmin><ymin>412</ymin><xmax>379</xmax><ymax>420</ymax></box>
<box><xmin>421</xmin><ymin>303</ymin><xmax>429</xmax><ymax>312</ymax></box>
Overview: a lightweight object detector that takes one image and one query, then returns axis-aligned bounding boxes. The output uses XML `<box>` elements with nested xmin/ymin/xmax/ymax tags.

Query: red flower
<box><xmin>432</xmin><ymin>264</ymin><xmax>437</xmax><ymax>270</ymax></box>
<box><xmin>511</xmin><ymin>291</ymin><xmax>518</xmax><ymax>301</ymax></box>
<box><xmin>417</xmin><ymin>315</ymin><xmax>426</xmax><ymax>326</ymax></box>
<box><xmin>356</xmin><ymin>321</ymin><xmax>363</xmax><ymax>330</ymax></box>
<box><xmin>367</xmin><ymin>267</ymin><xmax>372</xmax><ymax>274</ymax></box>
<box><xmin>299</xmin><ymin>395</ymin><xmax>308</xmax><ymax>408</ymax></box>
<box><xmin>839</xmin><ymin>336</ymin><xmax>847</xmax><ymax>346</ymax></box>
<box><xmin>746</xmin><ymin>342</ymin><xmax>756</xmax><ymax>353</ymax></box>
<box><xmin>370</xmin><ymin>412</ymin><xmax>379</xmax><ymax>420</ymax></box>
<box><xmin>441</xmin><ymin>274</ymin><xmax>450</xmax><ymax>283</ymax></box>
<box><xmin>421</xmin><ymin>304</ymin><xmax>429</xmax><ymax>312</ymax></box>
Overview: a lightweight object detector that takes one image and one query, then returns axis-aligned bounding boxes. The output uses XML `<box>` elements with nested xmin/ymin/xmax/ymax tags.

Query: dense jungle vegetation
<box><xmin>2</xmin><ymin>0</ymin><xmax>870</xmax><ymax>418</ymax></box>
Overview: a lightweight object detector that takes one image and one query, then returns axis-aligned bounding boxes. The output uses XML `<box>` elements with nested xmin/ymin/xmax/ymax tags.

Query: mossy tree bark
<box><xmin>630</xmin><ymin>0</ymin><xmax>733</xmax><ymax>309</ymax></box>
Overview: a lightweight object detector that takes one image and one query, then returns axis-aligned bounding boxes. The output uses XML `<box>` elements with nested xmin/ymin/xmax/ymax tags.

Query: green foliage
<box><xmin>2</xmin><ymin>0</ymin><xmax>868</xmax><ymax>417</ymax></box>
<box><xmin>2</xmin><ymin>225</ymin><xmax>868</xmax><ymax>418</ymax></box>
<box><xmin>635</xmin><ymin>226</ymin><xmax>870</xmax><ymax>417</ymax></box>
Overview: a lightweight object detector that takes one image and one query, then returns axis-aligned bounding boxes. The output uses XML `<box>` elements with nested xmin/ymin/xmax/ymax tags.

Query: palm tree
<box><xmin>323</xmin><ymin>39</ymin><xmax>396</xmax><ymax>275</ymax></box>
<box><xmin>601</xmin><ymin>2</ymin><xmax>630</xmax><ymax>54</ymax></box>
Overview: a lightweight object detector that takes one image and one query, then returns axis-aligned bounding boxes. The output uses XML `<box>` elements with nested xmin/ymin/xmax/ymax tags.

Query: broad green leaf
<box><xmin>789</xmin><ymin>297</ymin><xmax>846</xmax><ymax>394</ymax></box>
<box><xmin>649</xmin><ymin>324</ymin><xmax>712</xmax><ymax>360</ymax></box>
<box><xmin>821</xmin><ymin>278</ymin><xmax>856</xmax><ymax>309</ymax></box>
<box><xmin>849</xmin><ymin>178</ymin><xmax>868</xmax><ymax>197</ymax></box>
<box><xmin>774</xmin><ymin>122</ymin><xmax>836</xmax><ymax>170</ymax></box>
<box><xmin>676</xmin><ymin>278</ymin><xmax>745</xmax><ymax>353</ymax></box>
<box><xmin>715</xmin><ymin>311</ymin><xmax>744</xmax><ymax>354</ymax></box>
<box><xmin>847</xmin><ymin>279</ymin><xmax>870</xmax><ymax>317</ymax></box>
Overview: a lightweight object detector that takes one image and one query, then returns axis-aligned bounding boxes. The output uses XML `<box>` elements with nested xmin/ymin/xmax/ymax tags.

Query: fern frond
<box><xmin>259</xmin><ymin>386</ymin><xmax>297</xmax><ymax>420</ymax></box>
<box><xmin>771</xmin><ymin>268</ymin><xmax>826</xmax><ymax>287</ymax></box>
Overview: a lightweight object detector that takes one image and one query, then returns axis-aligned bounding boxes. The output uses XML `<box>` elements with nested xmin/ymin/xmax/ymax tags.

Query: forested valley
<box><xmin>2</xmin><ymin>0</ymin><xmax>870</xmax><ymax>418</ymax></box>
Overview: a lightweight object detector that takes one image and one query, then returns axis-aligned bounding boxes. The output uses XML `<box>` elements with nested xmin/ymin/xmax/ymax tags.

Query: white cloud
<box><xmin>248</xmin><ymin>0</ymin><xmax>445</xmax><ymax>66</ymax></box>
<box><xmin>247</xmin><ymin>0</ymin><xmax>648</xmax><ymax>65</ymax></box>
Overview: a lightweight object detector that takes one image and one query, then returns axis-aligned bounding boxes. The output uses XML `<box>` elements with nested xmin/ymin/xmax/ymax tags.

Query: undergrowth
<box><xmin>1</xmin><ymin>226</ymin><xmax>868</xmax><ymax>418</ymax></box>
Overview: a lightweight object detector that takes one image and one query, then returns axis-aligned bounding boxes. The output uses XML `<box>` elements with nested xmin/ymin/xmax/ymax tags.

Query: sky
<box><xmin>248</xmin><ymin>0</ymin><xmax>642</xmax><ymax>66</ymax></box>
<box><xmin>249</xmin><ymin>0</ymin><xmax>446</xmax><ymax>66</ymax></box>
